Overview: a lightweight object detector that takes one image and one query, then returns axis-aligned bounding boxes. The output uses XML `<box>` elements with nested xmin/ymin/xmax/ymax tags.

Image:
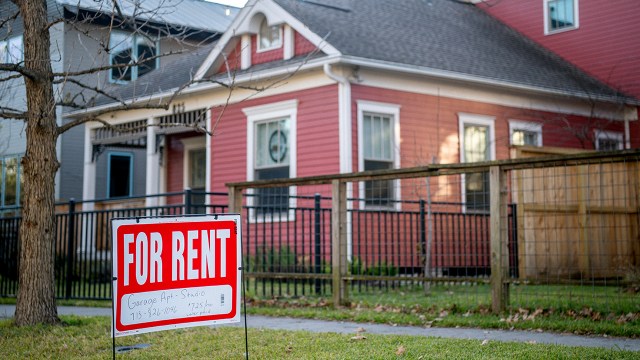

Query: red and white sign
<box><xmin>111</xmin><ymin>214</ymin><xmax>241</xmax><ymax>337</ymax></box>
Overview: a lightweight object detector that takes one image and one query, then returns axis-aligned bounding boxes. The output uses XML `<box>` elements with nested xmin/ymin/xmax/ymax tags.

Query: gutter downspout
<box><xmin>323</xmin><ymin>63</ymin><xmax>353</xmax><ymax>261</ymax></box>
<box><xmin>323</xmin><ymin>63</ymin><xmax>352</xmax><ymax>174</ymax></box>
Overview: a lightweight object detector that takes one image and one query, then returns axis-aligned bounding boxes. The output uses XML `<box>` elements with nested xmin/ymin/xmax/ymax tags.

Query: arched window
<box><xmin>258</xmin><ymin>18</ymin><xmax>282</xmax><ymax>51</ymax></box>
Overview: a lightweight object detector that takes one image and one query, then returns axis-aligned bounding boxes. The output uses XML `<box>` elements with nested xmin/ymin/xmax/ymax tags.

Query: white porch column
<box><xmin>80</xmin><ymin>125</ymin><xmax>96</xmax><ymax>257</ymax></box>
<box><xmin>205</xmin><ymin>110</ymin><xmax>212</xmax><ymax>206</ymax></box>
<box><xmin>145</xmin><ymin>117</ymin><xmax>160</xmax><ymax>208</ymax></box>
<box><xmin>82</xmin><ymin>125</ymin><xmax>96</xmax><ymax>210</ymax></box>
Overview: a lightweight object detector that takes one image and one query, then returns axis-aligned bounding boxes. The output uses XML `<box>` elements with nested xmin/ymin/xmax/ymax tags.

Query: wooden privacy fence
<box><xmin>227</xmin><ymin>149</ymin><xmax>640</xmax><ymax>313</ymax></box>
<box><xmin>511</xmin><ymin>147</ymin><xmax>640</xmax><ymax>280</ymax></box>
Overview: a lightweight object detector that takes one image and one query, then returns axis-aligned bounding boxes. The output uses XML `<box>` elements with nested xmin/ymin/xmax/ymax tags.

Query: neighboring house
<box><xmin>73</xmin><ymin>0</ymin><xmax>639</xmax><ymax>211</ymax></box>
<box><xmin>476</xmin><ymin>0</ymin><xmax>640</xmax><ymax>150</ymax></box>
<box><xmin>0</xmin><ymin>0</ymin><xmax>238</xmax><ymax>209</ymax></box>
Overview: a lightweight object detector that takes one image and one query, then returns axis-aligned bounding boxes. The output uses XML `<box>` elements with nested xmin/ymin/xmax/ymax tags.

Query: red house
<box><xmin>73</xmin><ymin>0</ymin><xmax>639</xmax><ymax>274</ymax></box>
<box><xmin>477</xmin><ymin>0</ymin><xmax>640</xmax><ymax>104</ymax></box>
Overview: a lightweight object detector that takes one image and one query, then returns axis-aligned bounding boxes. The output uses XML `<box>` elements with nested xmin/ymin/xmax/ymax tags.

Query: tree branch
<box><xmin>0</xmin><ymin>108</ymin><xmax>27</xmax><ymax>120</ymax></box>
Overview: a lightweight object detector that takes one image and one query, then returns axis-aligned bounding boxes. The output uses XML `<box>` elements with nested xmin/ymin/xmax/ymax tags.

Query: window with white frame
<box><xmin>509</xmin><ymin>120</ymin><xmax>543</xmax><ymax>146</ymax></box>
<box><xmin>107</xmin><ymin>152</ymin><xmax>133</xmax><ymax>198</ymax></box>
<box><xmin>544</xmin><ymin>0</ymin><xmax>578</xmax><ymax>34</ymax></box>
<box><xmin>258</xmin><ymin>18</ymin><xmax>282</xmax><ymax>51</ymax></box>
<box><xmin>0</xmin><ymin>36</ymin><xmax>23</xmax><ymax>64</ymax></box>
<box><xmin>459</xmin><ymin>114</ymin><xmax>495</xmax><ymax>212</ymax></box>
<box><xmin>0</xmin><ymin>155</ymin><xmax>21</xmax><ymax>207</ymax></box>
<box><xmin>182</xmin><ymin>137</ymin><xmax>206</xmax><ymax>214</ymax></box>
<box><xmin>357</xmin><ymin>101</ymin><xmax>401</xmax><ymax>209</ymax></box>
<box><xmin>243</xmin><ymin>100</ymin><xmax>297</xmax><ymax>219</ymax></box>
<box><xmin>595</xmin><ymin>130</ymin><xmax>623</xmax><ymax>151</ymax></box>
<box><xmin>109</xmin><ymin>31</ymin><xmax>158</xmax><ymax>83</ymax></box>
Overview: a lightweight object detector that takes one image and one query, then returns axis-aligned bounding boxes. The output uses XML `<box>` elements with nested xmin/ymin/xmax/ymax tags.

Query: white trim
<box><xmin>205</xmin><ymin>110</ymin><xmax>212</xmax><ymax>204</ymax></box>
<box><xmin>283</xmin><ymin>24</ymin><xmax>294</xmax><ymax>60</ymax></box>
<box><xmin>323</xmin><ymin>64</ymin><xmax>352</xmax><ymax>174</ymax></box>
<box><xmin>241</xmin><ymin>34</ymin><xmax>252</xmax><ymax>70</ymax></box>
<box><xmin>145</xmin><ymin>117</ymin><xmax>160</xmax><ymax>207</ymax></box>
<box><xmin>338</xmin><ymin>56</ymin><xmax>635</xmax><ymax>108</ymax></box>
<box><xmin>458</xmin><ymin>113</ymin><xmax>496</xmax><ymax>213</ymax></box>
<box><xmin>82</xmin><ymin>126</ymin><xmax>96</xmax><ymax>208</ymax></box>
<box><xmin>72</xmin><ymin>55</ymin><xmax>638</xmax><ymax>120</ymax></box>
<box><xmin>194</xmin><ymin>0</ymin><xmax>340</xmax><ymax>80</ymax></box>
<box><xmin>594</xmin><ymin>130</ymin><xmax>623</xmax><ymax>150</ymax></box>
<box><xmin>181</xmin><ymin>136</ymin><xmax>207</xmax><ymax>191</ymax></box>
<box><xmin>509</xmin><ymin>120</ymin><xmax>543</xmax><ymax>146</ymax></box>
<box><xmin>357</xmin><ymin>100</ymin><xmax>402</xmax><ymax>211</ymax></box>
<box><xmin>243</xmin><ymin>99</ymin><xmax>298</xmax><ymax>222</ymax></box>
<box><xmin>544</xmin><ymin>0</ymin><xmax>579</xmax><ymax>35</ymax></box>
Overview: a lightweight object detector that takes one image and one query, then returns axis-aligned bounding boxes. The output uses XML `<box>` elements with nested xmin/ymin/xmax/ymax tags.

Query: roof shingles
<box><xmin>274</xmin><ymin>0</ymin><xmax>631</xmax><ymax>102</ymax></box>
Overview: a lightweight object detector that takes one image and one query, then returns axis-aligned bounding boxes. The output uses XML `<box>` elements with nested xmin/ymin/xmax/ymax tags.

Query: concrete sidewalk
<box><xmin>1</xmin><ymin>305</ymin><xmax>639</xmax><ymax>351</ymax></box>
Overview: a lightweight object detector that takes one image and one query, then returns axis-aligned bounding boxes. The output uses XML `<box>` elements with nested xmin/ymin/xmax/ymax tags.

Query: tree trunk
<box><xmin>14</xmin><ymin>0</ymin><xmax>60</xmax><ymax>326</ymax></box>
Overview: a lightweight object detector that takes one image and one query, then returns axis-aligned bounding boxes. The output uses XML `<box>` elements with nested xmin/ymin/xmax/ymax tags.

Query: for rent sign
<box><xmin>111</xmin><ymin>215</ymin><xmax>241</xmax><ymax>337</ymax></box>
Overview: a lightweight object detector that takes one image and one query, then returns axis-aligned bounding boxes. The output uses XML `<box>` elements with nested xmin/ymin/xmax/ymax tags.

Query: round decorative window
<box><xmin>269</xmin><ymin>130</ymin><xmax>287</xmax><ymax>162</ymax></box>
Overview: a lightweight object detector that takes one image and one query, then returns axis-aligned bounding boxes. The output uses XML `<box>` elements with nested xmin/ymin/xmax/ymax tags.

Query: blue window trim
<box><xmin>106</xmin><ymin>152</ymin><xmax>134</xmax><ymax>198</ymax></box>
<box><xmin>109</xmin><ymin>31</ymin><xmax>160</xmax><ymax>84</ymax></box>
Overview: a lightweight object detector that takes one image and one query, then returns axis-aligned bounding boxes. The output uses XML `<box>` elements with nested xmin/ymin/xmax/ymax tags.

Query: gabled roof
<box><xmin>271</xmin><ymin>0</ymin><xmax>634</xmax><ymax>104</ymax></box>
<box><xmin>80</xmin><ymin>0</ymin><xmax>638</xmax><ymax>115</ymax></box>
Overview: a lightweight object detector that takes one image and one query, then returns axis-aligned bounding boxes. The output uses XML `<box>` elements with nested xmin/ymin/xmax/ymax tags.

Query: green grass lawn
<box><xmin>0</xmin><ymin>316</ymin><xmax>638</xmax><ymax>359</ymax></box>
<box><xmin>243</xmin><ymin>281</ymin><xmax>640</xmax><ymax>337</ymax></box>
<box><xmin>2</xmin><ymin>281</ymin><xmax>638</xmax><ymax>338</ymax></box>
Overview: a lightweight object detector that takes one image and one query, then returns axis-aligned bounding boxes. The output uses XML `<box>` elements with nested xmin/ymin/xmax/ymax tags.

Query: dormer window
<box><xmin>258</xmin><ymin>18</ymin><xmax>282</xmax><ymax>52</ymax></box>
<box><xmin>544</xmin><ymin>0</ymin><xmax>578</xmax><ymax>34</ymax></box>
<box><xmin>109</xmin><ymin>31</ymin><xmax>158</xmax><ymax>83</ymax></box>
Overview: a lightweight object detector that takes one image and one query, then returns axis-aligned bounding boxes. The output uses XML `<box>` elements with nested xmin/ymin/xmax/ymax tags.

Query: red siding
<box><xmin>351</xmin><ymin>85</ymin><xmax>634</xmax><ymax>169</ymax></box>
<box><xmin>208</xmin><ymin>84</ymin><xmax>340</xmax><ymax>194</ymax></box>
<box><xmin>167</xmin><ymin>84</ymin><xmax>636</xmax><ymax>200</ymax></box>
<box><xmin>294</xmin><ymin>31</ymin><xmax>317</xmax><ymax>57</ymax></box>
<box><xmin>217</xmin><ymin>42</ymin><xmax>241</xmax><ymax>74</ymax></box>
<box><xmin>251</xmin><ymin>35</ymin><xmax>283</xmax><ymax>66</ymax></box>
<box><xmin>166</xmin><ymin>82</ymin><xmax>636</xmax><ymax>269</ymax></box>
<box><xmin>479</xmin><ymin>1</ymin><xmax>640</xmax><ymax>99</ymax></box>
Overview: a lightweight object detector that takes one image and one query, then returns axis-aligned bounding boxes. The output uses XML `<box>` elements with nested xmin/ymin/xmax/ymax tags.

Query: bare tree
<box><xmin>1</xmin><ymin>0</ymin><xmax>320</xmax><ymax>326</ymax></box>
<box><xmin>0</xmin><ymin>0</ymin><xmax>231</xmax><ymax>326</ymax></box>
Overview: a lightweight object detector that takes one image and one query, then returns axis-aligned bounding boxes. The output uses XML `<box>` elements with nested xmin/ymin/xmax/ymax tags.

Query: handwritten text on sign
<box><xmin>112</xmin><ymin>215</ymin><xmax>241</xmax><ymax>337</ymax></box>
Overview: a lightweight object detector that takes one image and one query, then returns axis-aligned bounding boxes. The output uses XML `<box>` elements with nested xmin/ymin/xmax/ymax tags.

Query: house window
<box><xmin>0</xmin><ymin>36</ymin><xmax>23</xmax><ymax>64</ymax></box>
<box><xmin>459</xmin><ymin>114</ymin><xmax>495</xmax><ymax>212</ymax></box>
<box><xmin>509</xmin><ymin>120</ymin><xmax>543</xmax><ymax>146</ymax></box>
<box><xmin>254</xmin><ymin>118</ymin><xmax>290</xmax><ymax>213</ymax></box>
<box><xmin>357</xmin><ymin>101</ymin><xmax>401</xmax><ymax>209</ymax></box>
<box><xmin>258</xmin><ymin>18</ymin><xmax>282</xmax><ymax>51</ymax></box>
<box><xmin>109</xmin><ymin>31</ymin><xmax>158</xmax><ymax>83</ymax></box>
<box><xmin>243</xmin><ymin>100</ymin><xmax>297</xmax><ymax>220</ymax></box>
<box><xmin>545</xmin><ymin>0</ymin><xmax>578</xmax><ymax>34</ymax></box>
<box><xmin>182</xmin><ymin>137</ymin><xmax>207</xmax><ymax>214</ymax></box>
<box><xmin>595</xmin><ymin>130</ymin><xmax>623</xmax><ymax>151</ymax></box>
<box><xmin>0</xmin><ymin>156</ymin><xmax>21</xmax><ymax>207</ymax></box>
<box><xmin>107</xmin><ymin>152</ymin><xmax>133</xmax><ymax>198</ymax></box>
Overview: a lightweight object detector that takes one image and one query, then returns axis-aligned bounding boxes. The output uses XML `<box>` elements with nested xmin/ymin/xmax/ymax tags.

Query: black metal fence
<box><xmin>0</xmin><ymin>190</ymin><xmax>509</xmax><ymax>300</ymax></box>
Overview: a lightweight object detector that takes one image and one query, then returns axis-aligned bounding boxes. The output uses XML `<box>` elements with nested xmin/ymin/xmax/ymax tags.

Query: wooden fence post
<box><xmin>228</xmin><ymin>185</ymin><xmax>243</xmax><ymax>215</ymax></box>
<box><xmin>490</xmin><ymin>166</ymin><xmax>509</xmax><ymax>313</ymax></box>
<box><xmin>331</xmin><ymin>180</ymin><xmax>348</xmax><ymax>306</ymax></box>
